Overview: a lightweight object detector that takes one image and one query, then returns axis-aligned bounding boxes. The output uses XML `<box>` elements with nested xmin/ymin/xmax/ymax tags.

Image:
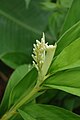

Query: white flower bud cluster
<box><xmin>32</xmin><ymin>33</ymin><xmax>48</xmax><ymax>71</ymax></box>
<box><xmin>32</xmin><ymin>33</ymin><xmax>57</xmax><ymax>76</ymax></box>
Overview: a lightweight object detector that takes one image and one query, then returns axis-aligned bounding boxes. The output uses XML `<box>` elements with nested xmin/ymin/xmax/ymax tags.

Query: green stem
<box><xmin>13</xmin><ymin>84</ymin><xmax>40</xmax><ymax>110</ymax></box>
<box><xmin>0</xmin><ymin>111</ymin><xmax>17</xmax><ymax>120</ymax></box>
<box><xmin>0</xmin><ymin>84</ymin><xmax>40</xmax><ymax>120</ymax></box>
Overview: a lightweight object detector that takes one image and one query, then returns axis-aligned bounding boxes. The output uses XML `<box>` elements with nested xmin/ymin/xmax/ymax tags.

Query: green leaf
<box><xmin>59</xmin><ymin>0</ymin><xmax>73</xmax><ymax>8</ymax></box>
<box><xmin>44</xmin><ymin>67</ymin><xmax>80</xmax><ymax>97</ymax></box>
<box><xmin>0</xmin><ymin>0</ymin><xmax>51</xmax><ymax>68</ymax></box>
<box><xmin>55</xmin><ymin>21</ymin><xmax>80</xmax><ymax>56</ymax></box>
<box><xmin>1</xmin><ymin>53</ymin><xmax>32</xmax><ymax>69</ymax></box>
<box><xmin>18</xmin><ymin>109</ymin><xmax>36</xmax><ymax>120</ymax></box>
<box><xmin>0</xmin><ymin>64</ymin><xmax>34</xmax><ymax>116</ymax></box>
<box><xmin>41</xmin><ymin>2</ymin><xmax>57</xmax><ymax>10</ymax></box>
<box><xmin>21</xmin><ymin>103</ymin><xmax>80</xmax><ymax>120</ymax></box>
<box><xmin>61</xmin><ymin>0</ymin><xmax>80</xmax><ymax>34</ymax></box>
<box><xmin>49</xmin><ymin>37</ymin><xmax>80</xmax><ymax>73</ymax></box>
<box><xmin>8</xmin><ymin>67</ymin><xmax>37</xmax><ymax>109</ymax></box>
<box><xmin>49</xmin><ymin>10</ymin><xmax>67</xmax><ymax>41</ymax></box>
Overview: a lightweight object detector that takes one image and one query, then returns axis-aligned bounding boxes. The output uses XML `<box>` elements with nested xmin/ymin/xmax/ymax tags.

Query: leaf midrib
<box><xmin>0</xmin><ymin>9</ymin><xmax>41</xmax><ymax>35</ymax></box>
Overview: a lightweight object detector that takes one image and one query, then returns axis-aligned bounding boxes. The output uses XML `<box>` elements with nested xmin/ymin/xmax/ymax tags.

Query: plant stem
<box><xmin>0</xmin><ymin>84</ymin><xmax>40</xmax><ymax>120</ymax></box>
<box><xmin>0</xmin><ymin>110</ymin><xmax>16</xmax><ymax>120</ymax></box>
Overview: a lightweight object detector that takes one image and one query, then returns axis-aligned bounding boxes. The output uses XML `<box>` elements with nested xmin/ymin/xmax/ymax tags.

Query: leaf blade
<box><xmin>45</xmin><ymin>68</ymin><xmax>80</xmax><ymax>97</ymax></box>
<box><xmin>61</xmin><ymin>0</ymin><xmax>80</xmax><ymax>34</ymax></box>
<box><xmin>0</xmin><ymin>64</ymin><xmax>34</xmax><ymax>116</ymax></box>
<box><xmin>21</xmin><ymin>103</ymin><xmax>80</xmax><ymax>120</ymax></box>
<box><xmin>50</xmin><ymin>37</ymin><xmax>80</xmax><ymax>73</ymax></box>
<box><xmin>55</xmin><ymin>21</ymin><xmax>80</xmax><ymax>56</ymax></box>
<box><xmin>18</xmin><ymin>109</ymin><xmax>36</xmax><ymax>120</ymax></box>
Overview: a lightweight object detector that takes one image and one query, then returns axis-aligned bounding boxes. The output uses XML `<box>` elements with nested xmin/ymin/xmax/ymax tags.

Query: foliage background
<box><xmin>0</xmin><ymin>0</ymin><xmax>80</xmax><ymax>119</ymax></box>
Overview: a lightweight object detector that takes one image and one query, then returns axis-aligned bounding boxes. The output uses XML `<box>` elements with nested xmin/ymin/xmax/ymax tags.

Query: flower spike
<box><xmin>32</xmin><ymin>33</ymin><xmax>57</xmax><ymax>77</ymax></box>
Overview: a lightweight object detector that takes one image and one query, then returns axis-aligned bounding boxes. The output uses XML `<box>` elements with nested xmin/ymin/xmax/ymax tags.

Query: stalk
<box><xmin>0</xmin><ymin>83</ymin><xmax>41</xmax><ymax>120</ymax></box>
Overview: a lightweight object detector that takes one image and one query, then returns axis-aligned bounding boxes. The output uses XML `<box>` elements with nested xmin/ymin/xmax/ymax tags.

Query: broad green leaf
<box><xmin>21</xmin><ymin>103</ymin><xmax>80</xmax><ymax>120</ymax></box>
<box><xmin>55</xmin><ymin>21</ymin><xmax>80</xmax><ymax>56</ymax></box>
<box><xmin>49</xmin><ymin>37</ymin><xmax>80</xmax><ymax>73</ymax></box>
<box><xmin>61</xmin><ymin>0</ymin><xmax>80</xmax><ymax>34</ymax></box>
<box><xmin>1</xmin><ymin>53</ymin><xmax>31</xmax><ymax>69</ymax></box>
<box><xmin>0</xmin><ymin>64</ymin><xmax>34</xmax><ymax>117</ymax></box>
<box><xmin>8</xmin><ymin>67</ymin><xmax>37</xmax><ymax>109</ymax></box>
<box><xmin>18</xmin><ymin>109</ymin><xmax>36</xmax><ymax>120</ymax></box>
<box><xmin>0</xmin><ymin>0</ymin><xmax>51</xmax><ymax>68</ymax></box>
<box><xmin>44</xmin><ymin>67</ymin><xmax>80</xmax><ymax>97</ymax></box>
